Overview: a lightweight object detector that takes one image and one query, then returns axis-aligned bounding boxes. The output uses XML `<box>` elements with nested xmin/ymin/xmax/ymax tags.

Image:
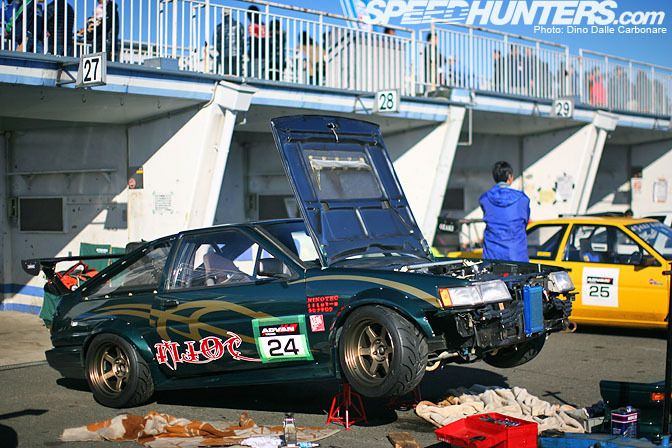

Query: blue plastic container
<box><xmin>523</xmin><ymin>285</ymin><xmax>544</xmax><ymax>336</ymax></box>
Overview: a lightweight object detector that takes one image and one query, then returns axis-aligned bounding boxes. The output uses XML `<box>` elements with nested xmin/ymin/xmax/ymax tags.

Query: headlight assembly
<box><xmin>438</xmin><ymin>280</ymin><xmax>512</xmax><ymax>308</ymax></box>
<box><xmin>477</xmin><ymin>280</ymin><xmax>513</xmax><ymax>304</ymax></box>
<box><xmin>547</xmin><ymin>271</ymin><xmax>574</xmax><ymax>293</ymax></box>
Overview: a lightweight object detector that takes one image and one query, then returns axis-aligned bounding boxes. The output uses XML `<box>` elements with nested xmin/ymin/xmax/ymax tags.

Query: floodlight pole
<box><xmin>663</xmin><ymin>262</ymin><xmax>672</xmax><ymax>438</ymax></box>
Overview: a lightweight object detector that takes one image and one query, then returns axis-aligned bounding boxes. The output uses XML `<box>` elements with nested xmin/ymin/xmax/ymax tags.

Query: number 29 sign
<box><xmin>252</xmin><ymin>315</ymin><xmax>314</xmax><ymax>363</ymax></box>
<box><xmin>76</xmin><ymin>52</ymin><xmax>107</xmax><ymax>88</ymax></box>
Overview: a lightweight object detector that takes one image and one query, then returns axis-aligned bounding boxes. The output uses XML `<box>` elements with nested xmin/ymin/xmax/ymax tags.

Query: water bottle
<box><xmin>283</xmin><ymin>413</ymin><xmax>297</xmax><ymax>447</ymax></box>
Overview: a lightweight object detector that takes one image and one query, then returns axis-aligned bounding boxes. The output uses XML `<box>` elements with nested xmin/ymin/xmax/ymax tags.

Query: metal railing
<box><xmin>1</xmin><ymin>0</ymin><xmax>671</xmax><ymax>117</ymax></box>
<box><xmin>579</xmin><ymin>50</ymin><xmax>672</xmax><ymax>116</ymax></box>
<box><xmin>421</xmin><ymin>24</ymin><xmax>570</xmax><ymax>100</ymax></box>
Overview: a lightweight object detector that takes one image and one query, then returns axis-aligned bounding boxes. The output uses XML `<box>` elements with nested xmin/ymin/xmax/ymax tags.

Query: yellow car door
<box><xmin>558</xmin><ymin>223</ymin><xmax>667</xmax><ymax>329</ymax></box>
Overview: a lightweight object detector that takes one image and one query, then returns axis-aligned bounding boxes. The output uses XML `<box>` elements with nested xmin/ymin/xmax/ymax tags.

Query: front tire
<box><xmin>483</xmin><ymin>335</ymin><xmax>546</xmax><ymax>368</ymax></box>
<box><xmin>339</xmin><ymin>306</ymin><xmax>428</xmax><ymax>398</ymax></box>
<box><xmin>85</xmin><ymin>334</ymin><xmax>154</xmax><ymax>408</ymax></box>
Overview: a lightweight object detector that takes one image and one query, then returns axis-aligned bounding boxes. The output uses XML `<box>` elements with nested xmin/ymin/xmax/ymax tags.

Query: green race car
<box><xmin>25</xmin><ymin>115</ymin><xmax>574</xmax><ymax>408</ymax></box>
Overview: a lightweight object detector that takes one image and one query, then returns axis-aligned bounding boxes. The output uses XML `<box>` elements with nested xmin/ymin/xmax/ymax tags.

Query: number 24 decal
<box><xmin>268</xmin><ymin>338</ymin><xmax>300</xmax><ymax>356</ymax></box>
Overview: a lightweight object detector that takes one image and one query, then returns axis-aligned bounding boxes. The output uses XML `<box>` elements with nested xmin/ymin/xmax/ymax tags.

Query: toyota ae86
<box><xmin>26</xmin><ymin>116</ymin><xmax>574</xmax><ymax>408</ymax></box>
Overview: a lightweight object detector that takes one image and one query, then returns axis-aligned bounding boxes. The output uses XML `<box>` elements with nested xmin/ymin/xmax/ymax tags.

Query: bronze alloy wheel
<box><xmin>339</xmin><ymin>306</ymin><xmax>428</xmax><ymax>398</ymax></box>
<box><xmin>342</xmin><ymin>318</ymin><xmax>394</xmax><ymax>387</ymax></box>
<box><xmin>89</xmin><ymin>342</ymin><xmax>131</xmax><ymax>396</ymax></box>
<box><xmin>85</xmin><ymin>334</ymin><xmax>154</xmax><ymax>408</ymax></box>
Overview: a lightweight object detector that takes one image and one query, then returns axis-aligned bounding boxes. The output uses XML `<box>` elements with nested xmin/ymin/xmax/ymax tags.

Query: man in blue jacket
<box><xmin>479</xmin><ymin>161</ymin><xmax>530</xmax><ymax>262</ymax></box>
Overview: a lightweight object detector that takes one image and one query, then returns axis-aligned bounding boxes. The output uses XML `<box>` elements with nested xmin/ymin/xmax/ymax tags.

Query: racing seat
<box><xmin>203</xmin><ymin>253</ymin><xmax>250</xmax><ymax>286</ymax></box>
<box><xmin>579</xmin><ymin>238</ymin><xmax>602</xmax><ymax>263</ymax></box>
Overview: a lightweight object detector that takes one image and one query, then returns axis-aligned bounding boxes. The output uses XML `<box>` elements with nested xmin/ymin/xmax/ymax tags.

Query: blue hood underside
<box><xmin>271</xmin><ymin>115</ymin><xmax>430</xmax><ymax>267</ymax></box>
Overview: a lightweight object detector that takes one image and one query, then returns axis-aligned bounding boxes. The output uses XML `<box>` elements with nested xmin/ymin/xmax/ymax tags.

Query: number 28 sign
<box><xmin>374</xmin><ymin>89</ymin><xmax>400</xmax><ymax>114</ymax></box>
<box><xmin>252</xmin><ymin>315</ymin><xmax>314</xmax><ymax>363</ymax></box>
<box><xmin>76</xmin><ymin>52</ymin><xmax>107</xmax><ymax>88</ymax></box>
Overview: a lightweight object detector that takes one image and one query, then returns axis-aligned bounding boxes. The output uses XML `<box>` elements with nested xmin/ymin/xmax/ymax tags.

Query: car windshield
<box><xmin>259</xmin><ymin>221</ymin><xmax>320</xmax><ymax>265</ymax></box>
<box><xmin>628</xmin><ymin>221</ymin><xmax>672</xmax><ymax>260</ymax></box>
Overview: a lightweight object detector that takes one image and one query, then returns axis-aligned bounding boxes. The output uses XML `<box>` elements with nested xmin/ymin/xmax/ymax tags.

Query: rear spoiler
<box><xmin>22</xmin><ymin>254</ymin><xmax>124</xmax><ymax>278</ymax></box>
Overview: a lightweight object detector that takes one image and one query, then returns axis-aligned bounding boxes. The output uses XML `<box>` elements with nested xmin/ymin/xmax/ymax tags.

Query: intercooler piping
<box><xmin>426</xmin><ymin>351</ymin><xmax>457</xmax><ymax>371</ymax></box>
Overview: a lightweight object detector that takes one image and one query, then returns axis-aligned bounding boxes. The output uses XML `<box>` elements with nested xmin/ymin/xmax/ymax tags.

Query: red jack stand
<box><xmin>387</xmin><ymin>386</ymin><xmax>422</xmax><ymax>411</ymax></box>
<box><xmin>326</xmin><ymin>383</ymin><xmax>368</xmax><ymax>430</ymax></box>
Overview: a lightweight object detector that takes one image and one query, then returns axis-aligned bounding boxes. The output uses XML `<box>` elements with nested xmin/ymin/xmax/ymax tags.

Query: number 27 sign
<box><xmin>76</xmin><ymin>52</ymin><xmax>107</xmax><ymax>88</ymax></box>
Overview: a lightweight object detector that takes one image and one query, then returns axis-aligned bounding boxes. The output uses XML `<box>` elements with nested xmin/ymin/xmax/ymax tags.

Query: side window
<box><xmin>564</xmin><ymin>225</ymin><xmax>650</xmax><ymax>265</ymax></box>
<box><xmin>564</xmin><ymin>225</ymin><xmax>608</xmax><ymax>263</ymax></box>
<box><xmin>169</xmin><ymin>230</ymin><xmax>268</xmax><ymax>290</ymax></box>
<box><xmin>527</xmin><ymin>225</ymin><xmax>566</xmax><ymax>260</ymax></box>
<box><xmin>613</xmin><ymin>228</ymin><xmax>651</xmax><ymax>265</ymax></box>
<box><xmin>88</xmin><ymin>243</ymin><xmax>171</xmax><ymax>298</ymax></box>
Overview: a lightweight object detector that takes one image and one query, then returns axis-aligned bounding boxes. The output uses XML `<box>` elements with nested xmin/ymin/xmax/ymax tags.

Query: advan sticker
<box><xmin>581</xmin><ymin>267</ymin><xmax>620</xmax><ymax>307</ymax></box>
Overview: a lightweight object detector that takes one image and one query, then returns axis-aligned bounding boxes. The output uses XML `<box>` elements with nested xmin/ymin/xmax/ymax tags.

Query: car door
<box><xmin>559</xmin><ymin>224</ymin><xmax>665</xmax><ymax>327</ymax></box>
<box><xmin>526</xmin><ymin>223</ymin><xmax>568</xmax><ymax>263</ymax></box>
<box><xmin>149</xmin><ymin>227</ymin><xmax>313</xmax><ymax>378</ymax></box>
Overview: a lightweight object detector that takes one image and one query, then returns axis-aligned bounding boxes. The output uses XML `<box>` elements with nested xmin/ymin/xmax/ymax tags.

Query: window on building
<box><xmin>19</xmin><ymin>197</ymin><xmax>64</xmax><ymax>232</ymax></box>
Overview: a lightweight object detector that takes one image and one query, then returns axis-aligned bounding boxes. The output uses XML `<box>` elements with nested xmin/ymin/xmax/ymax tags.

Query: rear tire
<box><xmin>85</xmin><ymin>334</ymin><xmax>154</xmax><ymax>408</ymax></box>
<box><xmin>483</xmin><ymin>335</ymin><xmax>546</xmax><ymax>368</ymax></box>
<box><xmin>339</xmin><ymin>306</ymin><xmax>428</xmax><ymax>398</ymax></box>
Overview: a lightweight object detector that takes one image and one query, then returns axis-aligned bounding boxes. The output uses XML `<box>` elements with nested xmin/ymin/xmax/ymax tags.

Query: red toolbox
<box><xmin>434</xmin><ymin>412</ymin><xmax>538</xmax><ymax>448</ymax></box>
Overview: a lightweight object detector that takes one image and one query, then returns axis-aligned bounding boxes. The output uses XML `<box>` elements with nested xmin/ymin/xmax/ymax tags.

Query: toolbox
<box><xmin>434</xmin><ymin>412</ymin><xmax>538</xmax><ymax>448</ymax></box>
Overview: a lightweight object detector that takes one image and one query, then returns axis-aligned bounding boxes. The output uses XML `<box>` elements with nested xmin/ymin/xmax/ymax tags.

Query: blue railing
<box><xmin>2</xmin><ymin>0</ymin><xmax>670</xmax><ymax>116</ymax></box>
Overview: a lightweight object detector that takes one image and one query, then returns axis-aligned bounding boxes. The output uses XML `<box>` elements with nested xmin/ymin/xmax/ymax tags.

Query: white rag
<box><xmin>415</xmin><ymin>385</ymin><xmax>587</xmax><ymax>434</ymax></box>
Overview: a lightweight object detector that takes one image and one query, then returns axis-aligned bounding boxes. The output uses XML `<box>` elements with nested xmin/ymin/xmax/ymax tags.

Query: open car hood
<box><xmin>271</xmin><ymin>115</ymin><xmax>430</xmax><ymax>267</ymax></box>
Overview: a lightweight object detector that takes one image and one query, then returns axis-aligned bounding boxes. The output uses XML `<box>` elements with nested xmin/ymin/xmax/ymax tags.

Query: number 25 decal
<box><xmin>588</xmin><ymin>285</ymin><xmax>610</xmax><ymax>298</ymax></box>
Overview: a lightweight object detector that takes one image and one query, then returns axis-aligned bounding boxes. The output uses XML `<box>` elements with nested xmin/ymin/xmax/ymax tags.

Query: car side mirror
<box><xmin>640</xmin><ymin>255</ymin><xmax>660</xmax><ymax>267</ymax></box>
<box><xmin>629</xmin><ymin>251</ymin><xmax>643</xmax><ymax>266</ymax></box>
<box><xmin>258</xmin><ymin>258</ymin><xmax>292</xmax><ymax>280</ymax></box>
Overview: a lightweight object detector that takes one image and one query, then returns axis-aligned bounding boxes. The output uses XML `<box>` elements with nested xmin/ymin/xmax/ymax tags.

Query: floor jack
<box><xmin>326</xmin><ymin>383</ymin><xmax>368</xmax><ymax>430</ymax></box>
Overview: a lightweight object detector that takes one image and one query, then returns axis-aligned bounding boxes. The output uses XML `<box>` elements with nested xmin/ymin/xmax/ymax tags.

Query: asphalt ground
<box><xmin>0</xmin><ymin>321</ymin><xmax>666</xmax><ymax>448</ymax></box>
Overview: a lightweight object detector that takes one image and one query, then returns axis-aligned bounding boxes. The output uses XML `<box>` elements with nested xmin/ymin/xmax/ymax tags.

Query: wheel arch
<box><xmin>329</xmin><ymin>289</ymin><xmax>435</xmax><ymax>346</ymax></box>
<box><xmin>82</xmin><ymin>320</ymin><xmax>167</xmax><ymax>383</ymax></box>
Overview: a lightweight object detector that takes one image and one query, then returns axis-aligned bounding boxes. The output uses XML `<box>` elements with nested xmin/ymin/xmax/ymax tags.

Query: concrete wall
<box><xmin>631</xmin><ymin>139</ymin><xmax>672</xmax><ymax>215</ymax></box>
<box><xmin>127</xmin><ymin>108</ymin><xmax>201</xmax><ymax>241</ymax></box>
<box><xmin>1</xmin><ymin>125</ymin><xmax>130</xmax><ymax>311</ymax></box>
<box><xmin>586</xmin><ymin>144</ymin><xmax>631</xmax><ymax>213</ymax></box>
<box><xmin>447</xmin><ymin>133</ymin><xmax>522</xmax><ymax>220</ymax></box>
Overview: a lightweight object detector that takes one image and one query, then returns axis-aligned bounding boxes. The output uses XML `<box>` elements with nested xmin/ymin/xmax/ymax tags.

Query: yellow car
<box><xmin>527</xmin><ymin>217</ymin><xmax>672</xmax><ymax>329</ymax></box>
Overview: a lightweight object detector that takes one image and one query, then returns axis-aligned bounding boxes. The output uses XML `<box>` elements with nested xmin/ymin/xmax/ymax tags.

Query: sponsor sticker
<box><xmin>581</xmin><ymin>267</ymin><xmax>620</xmax><ymax>307</ymax></box>
<box><xmin>309</xmin><ymin>314</ymin><xmax>326</xmax><ymax>332</ymax></box>
<box><xmin>307</xmin><ymin>295</ymin><xmax>339</xmax><ymax>314</ymax></box>
<box><xmin>252</xmin><ymin>315</ymin><xmax>314</xmax><ymax>363</ymax></box>
<box><xmin>153</xmin><ymin>333</ymin><xmax>260</xmax><ymax>370</ymax></box>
